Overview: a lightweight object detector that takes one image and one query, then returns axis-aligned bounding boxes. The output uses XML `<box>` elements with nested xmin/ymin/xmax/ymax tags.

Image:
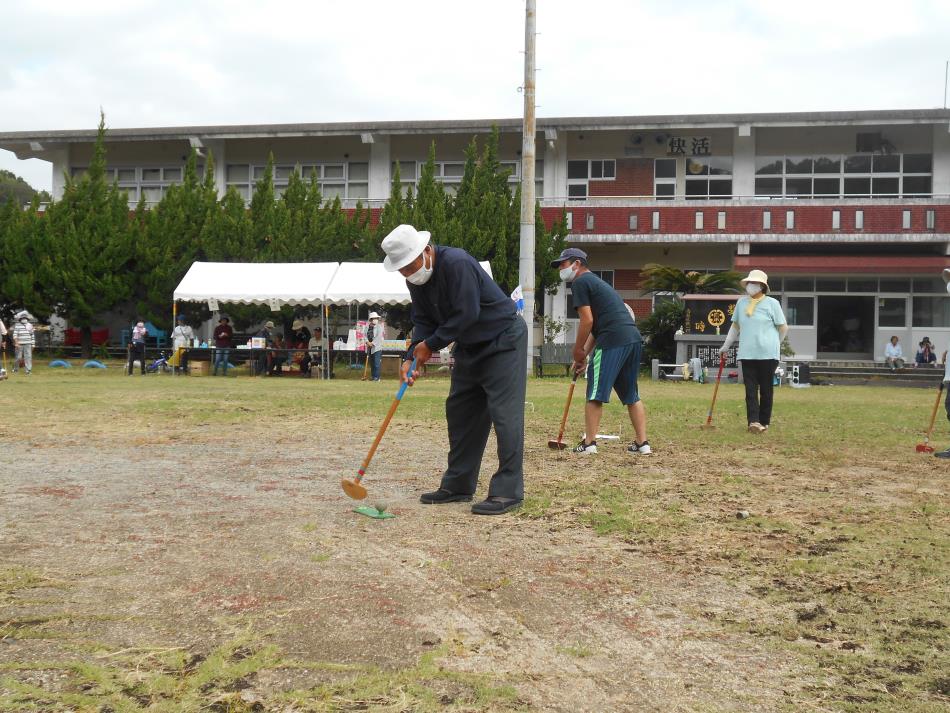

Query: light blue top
<box><xmin>732</xmin><ymin>295</ymin><xmax>786</xmax><ymax>361</ymax></box>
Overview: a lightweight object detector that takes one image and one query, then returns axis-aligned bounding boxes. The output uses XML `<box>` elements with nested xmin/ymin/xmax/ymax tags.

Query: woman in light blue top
<box><xmin>719</xmin><ymin>269</ymin><xmax>788</xmax><ymax>433</ymax></box>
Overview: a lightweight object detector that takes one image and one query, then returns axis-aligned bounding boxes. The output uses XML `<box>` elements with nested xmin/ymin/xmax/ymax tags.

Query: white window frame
<box><xmin>753</xmin><ymin>153</ymin><xmax>932</xmax><ymax>199</ymax></box>
<box><xmin>654</xmin><ymin>158</ymin><xmax>676</xmax><ymax>200</ymax></box>
<box><xmin>684</xmin><ymin>156</ymin><xmax>733</xmax><ymax>200</ymax></box>
<box><xmin>567</xmin><ymin>159</ymin><xmax>615</xmax><ymax>200</ymax></box>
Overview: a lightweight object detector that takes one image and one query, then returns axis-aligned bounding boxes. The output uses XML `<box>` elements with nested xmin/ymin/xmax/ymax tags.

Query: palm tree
<box><xmin>640</xmin><ymin>264</ymin><xmax>742</xmax><ymax>294</ymax></box>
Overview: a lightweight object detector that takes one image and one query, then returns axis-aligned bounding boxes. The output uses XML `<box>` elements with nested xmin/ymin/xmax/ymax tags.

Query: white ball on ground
<box><xmin>374</xmin><ymin>502</ymin><xmax>388</xmax><ymax>514</ymax></box>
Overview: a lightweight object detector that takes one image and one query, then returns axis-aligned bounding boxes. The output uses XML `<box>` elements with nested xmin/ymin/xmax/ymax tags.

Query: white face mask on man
<box><xmin>559</xmin><ymin>262</ymin><xmax>578</xmax><ymax>282</ymax></box>
<box><xmin>745</xmin><ymin>283</ymin><xmax>763</xmax><ymax>297</ymax></box>
<box><xmin>406</xmin><ymin>250</ymin><xmax>433</xmax><ymax>286</ymax></box>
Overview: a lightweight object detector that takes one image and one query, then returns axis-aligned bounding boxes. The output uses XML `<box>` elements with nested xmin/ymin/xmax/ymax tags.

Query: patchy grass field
<box><xmin>0</xmin><ymin>365</ymin><xmax>947</xmax><ymax>712</ymax></box>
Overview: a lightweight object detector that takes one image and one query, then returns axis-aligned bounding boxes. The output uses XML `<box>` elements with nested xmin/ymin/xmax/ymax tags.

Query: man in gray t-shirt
<box><xmin>553</xmin><ymin>248</ymin><xmax>650</xmax><ymax>456</ymax></box>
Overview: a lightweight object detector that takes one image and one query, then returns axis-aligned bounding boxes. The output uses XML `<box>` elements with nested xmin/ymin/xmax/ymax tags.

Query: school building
<box><xmin>3</xmin><ymin>107</ymin><xmax>949</xmax><ymax>361</ymax></box>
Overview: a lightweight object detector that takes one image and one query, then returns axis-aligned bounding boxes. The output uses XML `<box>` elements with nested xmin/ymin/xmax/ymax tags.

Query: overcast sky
<box><xmin>3</xmin><ymin>0</ymin><xmax>949</xmax><ymax>192</ymax></box>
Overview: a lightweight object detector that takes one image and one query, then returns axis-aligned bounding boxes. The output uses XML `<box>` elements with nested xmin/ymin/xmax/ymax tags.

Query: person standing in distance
<box><xmin>213</xmin><ymin>316</ymin><xmax>234</xmax><ymax>376</ymax></box>
<box><xmin>381</xmin><ymin>224</ymin><xmax>527</xmax><ymax>515</ymax></box>
<box><xmin>555</xmin><ymin>248</ymin><xmax>650</xmax><ymax>456</ymax></box>
<box><xmin>366</xmin><ymin>312</ymin><xmax>384</xmax><ymax>381</ymax></box>
<box><xmin>719</xmin><ymin>269</ymin><xmax>788</xmax><ymax>433</ymax></box>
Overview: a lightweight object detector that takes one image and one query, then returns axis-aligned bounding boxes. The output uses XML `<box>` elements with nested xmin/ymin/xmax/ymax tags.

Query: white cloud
<box><xmin>2</xmin><ymin>0</ymin><xmax>948</xmax><ymax>191</ymax></box>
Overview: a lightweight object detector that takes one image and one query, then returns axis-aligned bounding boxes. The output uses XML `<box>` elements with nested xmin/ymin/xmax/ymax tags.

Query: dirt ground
<box><xmin>0</xmin><ymin>403</ymin><xmax>815</xmax><ymax>712</ymax></box>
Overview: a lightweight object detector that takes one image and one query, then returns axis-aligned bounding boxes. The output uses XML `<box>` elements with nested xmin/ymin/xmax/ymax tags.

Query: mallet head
<box><xmin>341</xmin><ymin>478</ymin><xmax>368</xmax><ymax>500</ymax></box>
<box><xmin>547</xmin><ymin>439</ymin><xmax>567</xmax><ymax>450</ymax></box>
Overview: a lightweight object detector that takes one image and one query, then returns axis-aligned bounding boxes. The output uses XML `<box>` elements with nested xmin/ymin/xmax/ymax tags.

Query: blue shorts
<box><xmin>586</xmin><ymin>342</ymin><xmax>642</xmax><ymax>405</ymax></box>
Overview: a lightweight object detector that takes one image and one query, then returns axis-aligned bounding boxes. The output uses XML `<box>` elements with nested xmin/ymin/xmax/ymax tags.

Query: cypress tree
<box><xmin>46</xmin><ymin>113</ymin><xmax>134</xmax><ymax>357</ymax></box>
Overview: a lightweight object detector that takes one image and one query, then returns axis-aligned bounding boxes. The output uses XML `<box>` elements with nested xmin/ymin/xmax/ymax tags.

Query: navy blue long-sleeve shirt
<box><xmin>406</xmin><ymin>245</ymin><xmax>516</xmax><ymax>355</ymax></box>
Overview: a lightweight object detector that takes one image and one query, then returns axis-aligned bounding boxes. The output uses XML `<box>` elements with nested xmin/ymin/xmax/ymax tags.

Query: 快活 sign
<box><xmin>667</xmin><ymin>136</ymin><xmax>711</xmax><ymax>156</ymax></box>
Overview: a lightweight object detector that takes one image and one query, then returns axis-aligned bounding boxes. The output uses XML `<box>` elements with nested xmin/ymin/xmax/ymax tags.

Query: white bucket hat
<box><xmin>740</xmin><ymin>269</ymin><xmax>770</xmax><ymax>293</ymax></box>
<box><xmin>368</xmin><ymin>311</ymin><xmax>381</xmax><ymax>320</ymax></box>
<box><xmin>382</xmin><ymin>224</ymin><xmax>431</xmax><ymax>272</ymax></box>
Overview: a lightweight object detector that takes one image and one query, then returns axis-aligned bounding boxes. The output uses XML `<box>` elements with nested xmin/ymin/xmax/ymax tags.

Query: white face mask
<box><xmin>745</xmin><ymin>283</ymin><xmax>763</xmax><ymax>297</ymax></box>
<box><xmin>559</xmin><ymin>262</ymin><xmax>578</xmax><ymax>282</ymax></box>
<box><xmin>406</xmin><ymin>250</ymin><xmax>433</xmax><ymax>286</ymax></box>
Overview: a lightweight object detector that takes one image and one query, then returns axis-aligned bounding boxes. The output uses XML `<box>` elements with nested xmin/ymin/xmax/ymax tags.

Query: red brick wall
<box><xmin>588</xmin><ymin>159</ymin><xmax>653</xmax><ymax>197</ymax></box>
<box><xmin>614</xmin><ymin>269</ymin><xmax>645</xmax><ymax>290</ymax></box>
<box><xmin>539</xmin><ymin>204</ymin><xmax>950</xmax><ymax>235</ymax></box>
<box><xmin>625</xmin><ymin>298</ymin><xmax>653</xmax><ymax>319</ymax></box>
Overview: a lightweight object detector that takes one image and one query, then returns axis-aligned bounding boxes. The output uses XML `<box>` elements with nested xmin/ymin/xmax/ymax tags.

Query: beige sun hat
<box><xmin>740</xmin><ymin>269</ymin><xmax>770</xmax><ymax>293</ymax></box>
<box><xmin>292</xmin><ymin>319</ymin><xmax>304</xmax><ymax>330</ymax></box>
<box><xmin>368</xmin><ymin>311</ymin><xmax>381</xmax><ymax>320</ymax></box>
<box><xmin>382</xmin><ymin>224</ymin><xmax>431</xmax><ymax>272</ymax></box>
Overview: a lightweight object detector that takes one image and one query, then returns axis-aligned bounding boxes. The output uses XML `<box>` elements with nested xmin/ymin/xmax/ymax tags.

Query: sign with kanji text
<box><xmin>683</xmin><ymin>296</ymin><xmax>739</xmax><ymax>336</ymax></box>
<box><xmin>667</xmin><ymin>136</ymin><xmax>712</xmax><ymax>156</ymax></box>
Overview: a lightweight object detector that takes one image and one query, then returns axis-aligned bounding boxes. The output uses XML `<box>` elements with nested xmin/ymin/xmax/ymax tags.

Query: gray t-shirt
<box><xmin>570</xmin><ymin>272</ymin><xmax>641</xmax><ymax>348</ymax></box>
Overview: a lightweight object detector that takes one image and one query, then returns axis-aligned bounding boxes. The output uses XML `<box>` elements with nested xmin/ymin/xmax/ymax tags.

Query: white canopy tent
<box><xmin>173</xmin><ymin>262</ymin><xmax>340</xmax><ymax>306</ymax></box>
<box><xmin>322</xmin><ymin>261</ymin><xmax>493</xmax><ymax>306</ymax></box>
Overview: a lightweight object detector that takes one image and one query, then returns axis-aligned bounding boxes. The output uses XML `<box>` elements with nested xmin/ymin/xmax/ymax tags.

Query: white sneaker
<box><xmin>572</xmin><ymin>440</ymin><xmax>597</xmax><ymax>454</ymax></box>
<box><xmin>627</xmin><ymin>441</ymin><xmax>652</xmax><ymax>455</ymax></box>
<box><xmin>748</xmin><ymin>422</ymin><xmax>765</xmax><ymax>434</ymax></box>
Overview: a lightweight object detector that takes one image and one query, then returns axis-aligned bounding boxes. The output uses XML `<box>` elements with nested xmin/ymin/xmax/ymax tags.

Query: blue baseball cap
<box><xmin>550</xmin><ymin>247</ymin><xmax>588</xmax><ymax>268</ymax></box>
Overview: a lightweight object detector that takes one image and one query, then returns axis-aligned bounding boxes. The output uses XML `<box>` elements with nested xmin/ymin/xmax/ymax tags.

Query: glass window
<box><xmin>878</xmin><ymin>298</ymin><xmax>906</xmax><ymax>327</ymax></box>
<box><xmin>324</xmin><ymin>165</ymin><xmax>344</xmax><ymax>179</ymax></box>
<box><xmin>755</xmin><ymin>157</ymin><xmax>783</xmax><ymax>175</ymax></box>
<box><xmin>567</xmin><ymin>160</ymin><xmax>588</xmax><ymax>180</ymax></box>
<box><xmin>786</xmin><ymin>178</ymin><xmax>812</xmax><ymax>196</ymax></box>
<box><xmin>142</xmin><ymin>186</ymin><xmax>162</xmax><ymax>202</ymax></box>
<box><xmin>903</xmin><ymin>176</ymin><xmax>931</xmax><ymax>196</ymax></box>
<box><xmin>275</xmin><ymin>166</ymin><xmax>295</xmax><ymax>180</ymax></box>
<box><xmin>844</xmin><ymin>155</ymin><xmax>872</xmax><ymax>173</ymax></box>
<box><xmin>762</xmin><ymin>210</ymin><xmax>771</xmax><ymax>229</ymax></box>
<box><xmin>785</xmin><ymin>157</ymin><xmax>813</xmax><ymax>174</ymax></box>
<box><xmin>848</xmin><ymin>278</ymin><xmax>877</xmax><ymax>292</ymax></box>
<box><xmin>927</xmin><ymin>209</ymin><xmax>936</xmax><ymax>230</ymax></box>
<box><xmin>685</xmin><ymin>180</ymin><xmax>708</xmax><ymax>199</ymax></box>
<box><xmin>348</xmin><ymin>183</ymin><xmax>368</xmax><ymax>199</ymax></box>
<box><xmin>902</xmin><ymin>210</ymin><xmax>912</xmax><ymax>229</ymax></box>
<box><xmin>717</xmin><ymin>211</ymin><xmax>726</xmax><ymax>229</ymax></box>
<box><xmin>771</xmin><ymin>277</ymin><xmax>783</xmax><ymax>292</ymax></box>
<box><xmin>568</xmin><ymin>184</ymin><xmax>587</xmax><ymax>199</ymax></box>
<box><xmin>786</xmin><ymin>297</ymin><xmax>814</xmax><ymax>326</ymax></box>
<box><xmin>393</xmin><ymin>161</ymin><xmax>415</xmax><ymax>180</ymax></box>
<box><xmin>628</xmin><ymin>213</ymin><xmax>638</xmax><ymax>231</ymax></box>
<box><xmin>873</xmin><ymin>154</ymin><xmax>900</xmax><ymax>173</ymax></box>
<box><xmin>694</xmin><ymin>212</ymin><xmax>704</xmax><ymax>229</ymax></box>
<box><xmin>686</xmin><ymin>158</ymin><xmax>709</xmax><ymax>176</ymax></box>
<box><xmin>652</xmin><ymin>211</ymin><xmax>660</xmax><ymax>230</ymax></box>
<box><xmin>124</xmin><ymin>187</ymin><xmax>138</xmax><ymax>202</ymax></box>
<box><xmin>855</xmin><ymin>210</ymin><xmax>864</xmax><ymax>229</ymax></box>
<box><xmin>816</xmin><ymin>278</ymin><xmax>846</xmax><ymax>292</ymax></box>
<box><xmin>755</xmin><ymin>178</ymin><xmax>782</xmax><ymax>196</ymax></box>
<box><xmin>590</xmin><ymin>161</ymin><xmax>603</xmax><ymax>179</ymax></box>
<box><xmin>813</xmin><ymin>178</ymin><xmax>840</xmax><ymax>196</ymax></box>
<box><xmin>709</xmin><ymin>180</ymin><xmax>732</xmax><ymax>197</ymax></box>
<box><xmin>654</xmin><ymin>159</ymin><xmax>676</xmax><ymax>178</ymax></box>
<box><xmin>253</xmin><ymin>166</ymin><xmax>268</xmax><ymax>180</ymax></box>
<box><xmin>322</xmin><ymin>184</ymin><xmax>344</xmax><ymax>200</ymax></box>
<box><xmin>231</xmin><ymin>185</ymin><xmax>249</xmax><ymax>201</ymax></box>
<box><xmin>163</xmin><ymin>168</ymin><xmax>181</xmax><ymax>182</ymax></box>
<box><xmin>348</xmin><ymin>162</ymin><xmax>369</xmax><ymax>181</ymax></box>
<box><xmin>706</xmin><ymin>157</ymin><xmax>732</xmax><ymax>175</ymax></box>
<box><xmin>655</xmin><ymin>183</ymin><xmax>674</xmax><ymax>199</ymax></box>
<box><xmin>903</xmin><ymin>154</ymin><xmax>932</xmax><ymax>173</ymax></box>
<box><xmin>71</xmin><ymin>167</ymin><xmax>87</xmax><ymax>178</ymax></box>
<box><xmin>832</xmin><ymin>210</ymin><xmax>841</xmax><ymax>229</ymax></box>
<box><xmin>586</xmin><ymin>213</ymin><xmax>594</xmax><ymax>230</ymax></box>
<box><xmin>602</xmin><ymin>160</ymin><xmax>615</xmax><ymax>178</ymax></box>
<box><xmin>880</xmin><ymin>279</ymin><xmax>910</xmax><ymax>292</ymax></box>
<box><xmin>592</xmin><ymin>270</ymin><xmax>614</xmax><ymax>287</ymax></box>
<box><xmin>786</xmin><ymin>210</ymin><xmax>795</xmax><ymax>229</ymax></box>
<box><xmin>913</xmin><ymin>297</ymin><xmax>950</xmax><ymax>328</ymax></box>
<box><xmin>913</xmin><ymin>278</ymin><xmax>944</xmax><ymax>293</ymax></box>
<box><xmin>785</xmin><ymin>277</ymin><xmax>814</xmax><ymax>291</ymax></box>
<box><xmin>843</xmin><ymin>177</ymin><xmax>871</xmax><ymax>196</ymax></box>
<box><xmin>442</xmin><ymin>162</ymin><xmax>463</xmax><ymax>178</ymax></box>
<box><xmin>142</xmin><ymin>168</ymin><xmax>162</xmax><ymax>181</ymax></box>
<box><xmin>872</xmin><ymin>177</ymin><xmax>899</xmax><ymax>196</ymax></box>
<box><xmin>116</xmin><ymin>168</ymin><xmax>136</xmax><ymax>182</ymax></box>
<box><xmin>813</xmin><ymin>156</ymin><xmax>841</xmax><ymax>173</ymax></box>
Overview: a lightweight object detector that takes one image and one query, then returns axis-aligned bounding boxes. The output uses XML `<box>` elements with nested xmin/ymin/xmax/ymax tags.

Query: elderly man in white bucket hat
<box><xmin>381</xmin><ymin>224</ymin><xmax>527</xmax><ymax>515</ymax></box>
<box><xmin>719</xmin><ymin>269</ymin><xmax>788</xmax><ymax>433</ymax></box>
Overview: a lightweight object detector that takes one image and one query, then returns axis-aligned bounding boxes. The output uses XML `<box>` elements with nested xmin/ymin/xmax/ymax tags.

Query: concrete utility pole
<box><xmin>519</xmin><ymin>0</ymin><xmax>537</xmax><ymax>374</ymax></box>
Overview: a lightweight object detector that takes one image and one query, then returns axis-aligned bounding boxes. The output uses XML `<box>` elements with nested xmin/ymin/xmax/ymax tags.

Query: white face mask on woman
<box><xmin>745</xmin><ymin>283</ymin><xmax>763</xmax><ymax>297</ymax></box>
<box><xmin>405</xmin><ymin>250</ymin><xmax>433</xmax><ymax>286</ymax></box>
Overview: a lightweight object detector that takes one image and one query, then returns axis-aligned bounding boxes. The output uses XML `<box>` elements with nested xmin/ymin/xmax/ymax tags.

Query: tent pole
<box><xmin>172</xmin><ymin>301</ymin><xmax>177</xmax><ymax>377</ymax></box>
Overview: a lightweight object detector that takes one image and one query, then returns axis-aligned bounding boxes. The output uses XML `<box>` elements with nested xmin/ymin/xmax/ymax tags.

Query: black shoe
<box><xmin>471</xmin><ymin>497</ymin><xmax>523</xmax><ymax>516</ymax></box>
<box><xmin>420</xmin><ymin>488</ymin><xmax>473</xmax><ymax>504</ymax></box>
<box><xmin>935</xmin><ymin>448</ymin><xmax>950</xmax><ymax>459</ymax></box>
